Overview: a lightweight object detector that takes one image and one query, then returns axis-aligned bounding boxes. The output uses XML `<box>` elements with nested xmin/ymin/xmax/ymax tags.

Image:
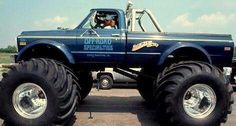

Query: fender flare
<box><xmin>157</xmin><ymin>42</ymin><xmax>212</xmax><ymax>66</ymax></box>
<box><xmin>17</xmin><ymin>40</ymin><xmax>75</xmax><ymax>64</ymax></box>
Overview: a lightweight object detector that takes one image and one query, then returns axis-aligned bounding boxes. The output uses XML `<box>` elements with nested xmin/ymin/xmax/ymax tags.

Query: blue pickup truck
<box><xmin>0</xmin><ymin>2</ymin><xmax>234</xmax><ymax>126</ymax></box>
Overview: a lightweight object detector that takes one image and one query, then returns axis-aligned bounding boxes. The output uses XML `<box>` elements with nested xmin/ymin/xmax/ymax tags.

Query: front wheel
<box><xmin>154</xmin><ymin>61</ymin><xmax>234</xmax><ymax>126</ymax></box>
<box><xmin>0</xmin><ymin>58</ymin><xmax>80</xmax><ymax>126</ymax></box>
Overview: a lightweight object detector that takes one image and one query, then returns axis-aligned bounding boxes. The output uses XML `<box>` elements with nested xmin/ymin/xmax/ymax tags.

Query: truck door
<box><xmin>74</xmin><ymin>10</ymin><xmax>126</xmax><ymax>64</ymax></box>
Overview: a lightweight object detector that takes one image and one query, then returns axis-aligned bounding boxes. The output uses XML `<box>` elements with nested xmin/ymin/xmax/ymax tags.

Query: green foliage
<box><xmin>0</xmin><ymin>53</ymin><xmax>13</xmax><ymax>63</ymax></box>
<box><xmin>0</xmin><ymin>45</ymin><xmax>17</xmax><ymax>53</ymax></box>
<box><xmin>0</xmin><ymin>68</ymin><xmax>9</xmax><ymax>73</ymax></box>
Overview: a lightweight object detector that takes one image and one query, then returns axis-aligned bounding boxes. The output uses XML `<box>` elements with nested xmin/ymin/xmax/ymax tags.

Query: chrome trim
<box><xmin>17</xmin><ymin>35</ymin><xmax>231</xmax><ymax>42</ymax></box>
<box><xmin>18</xmin><ymin>35</ymin><xmax>77</xmax><ymax>39</ymax></box>
<box><xmin>128</xmin><ymin>37</ymin><xmax>233</xmax><ymax>42</ymax></box>
<box><xmin>18</xmin><ymin>36</ymin><xmax>125</xmax><ymax>40</ymax></box>
<box><xmin>127</xmin><ymin>52</ymin><xmax>161</xmax><ymax>55</ymax></box>
<box><xmin>12</xmin><ymin>83</ymin><xmax>47</xmax><ymax>119</ymax></box>
<box><xmin>71</xmin><ymin>51</ymin><xmax>125</xmax><ymax>54</ymax></box>
<box><xmin>183</xmin><ymin>84</ymin><xmax>216</xmax><ymax>119</ymax></box>
<box><xmin>71</xmin><ymin>51</ymin><xmax>161</xmax><ymax>55</ymax></box>
<box><xmin>131</xmin><ymin>9</ymin><xmax>136</xmax><ymax>31</ymax></box>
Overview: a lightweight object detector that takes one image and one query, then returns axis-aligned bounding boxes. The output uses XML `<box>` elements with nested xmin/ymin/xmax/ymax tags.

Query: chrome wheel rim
<box><xmin>12</xmin><ymin>83</ymin><xmax>47</xmax><ymax>119</ymax></box>
<box><xmin>101</xmin><ymin>79</ymin><xmax>109</xmax><ymax>87</ymax></box>
<box><xmin>183</xmin><ymin>84</ymin><xmax>216</xmax><ymax>119</ymax></box>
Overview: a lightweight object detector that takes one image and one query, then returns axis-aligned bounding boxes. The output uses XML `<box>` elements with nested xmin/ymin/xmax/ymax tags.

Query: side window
<box><xmin>82</xmin><ymin>11</ymin><xmax>119</xmax><ymax>29</ymax></box>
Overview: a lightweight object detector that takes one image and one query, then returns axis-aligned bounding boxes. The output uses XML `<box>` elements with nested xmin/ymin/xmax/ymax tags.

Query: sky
<box><xmin>0</xmin><ymin>0</ymin><xmax>236</xmax><ymax>48</ymax></box>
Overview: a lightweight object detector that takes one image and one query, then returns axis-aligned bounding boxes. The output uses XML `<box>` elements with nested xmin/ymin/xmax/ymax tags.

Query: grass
<box><xmin>0</xmin><ymin>53</ymin><xmax>13</xmax><ymax>74</ymax></box>
<box><xmin>0</xmin><ymin>68</ymin><xmax>8</xmax><ymax>73</ymax></box>
<box><xmin>0</xmin><ymin>53</ymin><xmax>13</xmax><ymax>64</ymax></box>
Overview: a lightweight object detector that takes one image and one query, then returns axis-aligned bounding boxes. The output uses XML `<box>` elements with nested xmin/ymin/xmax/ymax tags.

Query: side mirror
<box><xmin>57</xmin><ymin>27</ymin><xmax>63</xmax><ymax>30</ymax></box>
<box><xmin>57</xmin><ymin>27</ymin><xmax>70</xmax><ymax>30</ymax></box>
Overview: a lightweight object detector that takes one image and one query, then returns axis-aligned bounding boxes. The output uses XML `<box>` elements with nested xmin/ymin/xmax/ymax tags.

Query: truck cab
<box><xmin>74</xmin><ymin>6</ymin><xmax>166</xmax><ymax>67</ymax></box>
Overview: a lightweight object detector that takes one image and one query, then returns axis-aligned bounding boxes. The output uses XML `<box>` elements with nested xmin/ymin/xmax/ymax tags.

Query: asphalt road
<box><xmin>0</xmin><ymin>88</ymin><xmax>235</xmax><ymax>126</ymax></box>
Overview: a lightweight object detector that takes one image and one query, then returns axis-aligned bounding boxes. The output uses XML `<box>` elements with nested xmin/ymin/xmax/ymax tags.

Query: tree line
<box><xmin>0</xmin><ymin>45</ymin><xmax>17</xmax><ymax>53</ymax></box>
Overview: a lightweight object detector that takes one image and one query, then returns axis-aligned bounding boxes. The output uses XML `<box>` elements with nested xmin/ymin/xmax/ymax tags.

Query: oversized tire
<box><xmin>137</xmin><ymin>68</ymin><xmax>156</xmax><ymax>103</ymax></box>
<box><xmin>154</xmin><ymin>61</ymin><xmax>234</xmax><ymax>126</ymax></box>
<box><xmin>0</xmin><ymin>58</ymin><xmax>80</xmax><ymax>126</ymax></box>
<box><xmin>98</xmin><ymin>75</ymin><xmax>113</xmax><ymax>89</ymax></box>
<box><xmin>78</xmin><ymin>71</ymin><xmax>93</xmax><ymax>101</ymax></box>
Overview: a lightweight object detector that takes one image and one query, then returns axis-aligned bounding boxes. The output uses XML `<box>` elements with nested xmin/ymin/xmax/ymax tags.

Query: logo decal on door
<box><xmin>132</xmin><ymin>41</ymin><xmax>159</xmax><ymax>51</ymax></box>
<box><xmin>83</xmin><ymin>38</ymin><xmax>113</xmax><ymax>51</ymax></box>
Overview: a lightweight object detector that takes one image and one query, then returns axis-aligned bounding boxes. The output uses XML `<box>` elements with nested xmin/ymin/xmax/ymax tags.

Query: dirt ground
<box><xmin>0</xmin><ymin>88</ymin><xmax>235</xmax><ymax>126</ymax></box>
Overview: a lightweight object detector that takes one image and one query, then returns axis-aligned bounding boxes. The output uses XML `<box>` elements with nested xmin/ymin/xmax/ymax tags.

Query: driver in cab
<box><xmin>104</xmin><ymin>15</ymin><xmax>117</xmax><ymax>29</ymax></box>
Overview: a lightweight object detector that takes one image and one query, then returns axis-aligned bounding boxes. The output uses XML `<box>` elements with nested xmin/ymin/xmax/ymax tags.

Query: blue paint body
<box><xmin>16</xmin><ymin>9</ymin><xmax>234</xmax><ymax>68</ymax></box>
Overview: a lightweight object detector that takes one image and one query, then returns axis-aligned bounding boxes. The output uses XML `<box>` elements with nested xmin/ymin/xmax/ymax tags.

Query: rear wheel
<box><xmin>0</xmin><ymin>58</ymin><xmax>80</xmax><ymax>126</ymax></box>
<box><xmin>154</xmin><ymin>61</ymin><xmax>234</xmax><ymax>126</ymax></box>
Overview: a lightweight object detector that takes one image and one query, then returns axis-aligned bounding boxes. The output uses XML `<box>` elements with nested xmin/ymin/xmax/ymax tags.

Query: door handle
<box><xmin>111</xmin><ymin>34</ymin><xmax>121</xmax><ymax>37</ymax></box>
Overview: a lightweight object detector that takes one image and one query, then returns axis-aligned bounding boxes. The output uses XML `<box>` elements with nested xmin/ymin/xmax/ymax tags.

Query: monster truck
<box><xmin>0</xmin><ymin>2</ymin><xmax>234</xmax><ymax>126</ymax></box>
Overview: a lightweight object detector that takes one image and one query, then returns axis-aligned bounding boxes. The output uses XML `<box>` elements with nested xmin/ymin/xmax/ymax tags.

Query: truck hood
<box><xmin>19</xmin><ymin>29</ymin><xmax>70</xmax><ymax>36</ymax></box>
